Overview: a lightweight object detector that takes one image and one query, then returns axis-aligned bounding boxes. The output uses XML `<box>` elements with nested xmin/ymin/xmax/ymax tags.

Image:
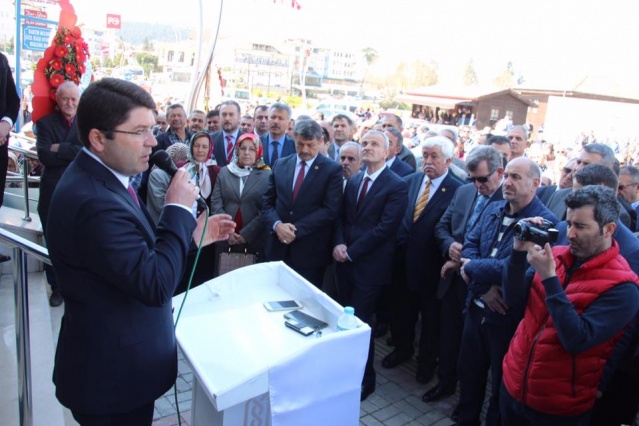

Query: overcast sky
<box><xmin>61</xmin><ymin>0</ymin><xmax>639</xmax><ymax>90</ymax></box>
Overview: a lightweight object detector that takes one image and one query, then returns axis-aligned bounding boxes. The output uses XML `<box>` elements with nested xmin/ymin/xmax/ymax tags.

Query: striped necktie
<box><xmin>225</xmin><ymin>134</ymin><xmax>234</xmax><ymax>163</ymax></box>
<box><xmin>413</xmin><ymin>180</ymin><xmax>431</xmax><ymax>222</ymax></box>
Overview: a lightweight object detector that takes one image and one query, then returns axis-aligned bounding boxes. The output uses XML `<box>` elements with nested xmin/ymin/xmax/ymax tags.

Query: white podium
<box><xmin>172</xmin><ymin>262</ymin><xmax>371</xmax><ymax>426</ymax></box>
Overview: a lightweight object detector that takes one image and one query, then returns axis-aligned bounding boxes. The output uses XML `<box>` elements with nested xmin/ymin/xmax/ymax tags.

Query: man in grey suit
<box><xmin>424</xmin><ymin>146</ymin><xmax>504</xmax><ymax>403</ymax></box>
<box><xmin>545</xmin><ymin>143</ymin><xmax>632</xmax><ymax>227</ymax></box>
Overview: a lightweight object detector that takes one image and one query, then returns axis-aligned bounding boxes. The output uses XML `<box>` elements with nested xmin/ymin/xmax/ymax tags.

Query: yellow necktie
<box><xmin>413</xmin><ymin>180</ymin><xmax>431</xmax><ymax>222</ymax></box>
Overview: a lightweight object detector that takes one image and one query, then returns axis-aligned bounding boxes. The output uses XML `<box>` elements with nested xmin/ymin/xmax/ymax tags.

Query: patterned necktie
<box><xmin>465</xmin><ymin>194</ymin><xmax>488</xmax><ymax>234</ymax></box>
<box><xmin>271</xmin><ymin>141</ymin><xmax>279</xmax><ymax>165</ymax></box>
<box><xmin>413</xmin><ymin>180</ymin><xmax>431</xmax><ymax>222</ymax></box>
<box><xmin>127</xmin><ymin>184</ymin><xmax>140</xmax><ymax>208</ymax></box>
<box><xmin>357</xmin><ymin>177</ymin><xmax>370</xmax><ymax>211</ymax></box>
<box><xmin>225</xmin><ymin>134</ymin><xmax>233</xmax><ymax>163</ymax></box>
<box><xmin>292</xmin><ymin>161</ymin><xmax>306</xmax><ymax>202</ymax></box>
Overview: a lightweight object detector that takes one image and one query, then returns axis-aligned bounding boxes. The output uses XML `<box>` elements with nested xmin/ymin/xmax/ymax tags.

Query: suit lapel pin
<box><xmin>314</xmin><ymin>165</ymin><xmax>318</xmax><ymax>170</ymax></box>
<box><xmin>442</xmin><ymin>188</ymin><xmax>446</xmax><ymax>192</ymax></box>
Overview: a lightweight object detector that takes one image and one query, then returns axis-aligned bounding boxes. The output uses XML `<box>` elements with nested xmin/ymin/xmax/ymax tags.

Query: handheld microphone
<box><xmin>151</xmin><ymin>149</ymin><xmax>208</xmax><ymax>216</ymax></box>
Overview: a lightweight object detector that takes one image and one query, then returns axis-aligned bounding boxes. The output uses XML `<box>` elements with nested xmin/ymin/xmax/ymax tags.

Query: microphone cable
<box><xmin>172</xmin><ymin>203</ymin><xmax>210</xmax><ymax>426</ymax></box>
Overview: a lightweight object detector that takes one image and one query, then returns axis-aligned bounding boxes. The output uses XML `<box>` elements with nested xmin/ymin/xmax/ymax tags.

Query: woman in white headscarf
<box><xmin>146</xmin><ymin>143</ymin><xmax>189</xmax><ymax>224</ymax></box>
<box><xmin>180</xmin><ymin>131</ymin><xmax>220</xmax><ymax>212</ymax></box>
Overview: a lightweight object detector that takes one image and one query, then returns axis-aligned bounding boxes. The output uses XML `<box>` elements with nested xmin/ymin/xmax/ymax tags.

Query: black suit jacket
<box><xmin>154</xmin><ymin>128</ymin><xmax>193</xmax><ymax>153</ymax></box>
<box><xmin>399</xmin><ymin>171</ymin><xmax>462</xmax><ymax>293</ymax></box>
<box><xmin>212</xmin><ymin>129</ymin><xmax>245</xmax><ymax>166</ymax></box>
<box><xmin>398</xmin><ymin>145</ymin><xmax>417</xmax><ymax>171</ymax></box>
<box><xmin>261</xmin><ymin>134</ymin><xmax>296</xmax><ymax>167</ymax></box>
<box><xmin>434</xmin><ymin>183</ymin><xmax>503</xmax><ymax>298</ymax></box>
<box><xmin>47</xmin><ymin>150</ymin><xmax>196</xmax><ymax>415</ymax></box>
<box><xmin>0</xmin><ymin>53</ymin><xmax>19</xmax><ymax>126</ymax></box>
<box><xmin>35</xmin><ymin>112</ymin><xmax>82</xmax><ymax>223</ymax></box>
<box><xmin>0</xmin><ymin>53</ymin><xmax>20</xmax><ymax>204</ymax></box>
<box><xmin>261</xmin><ymin>154</ymin><xmax>343</xmax><ymax>269</ymax></box>
<box><xmin>548</xmin><ymin>186</ymin><xmax>632</xmax><ymax>227</ymax></box>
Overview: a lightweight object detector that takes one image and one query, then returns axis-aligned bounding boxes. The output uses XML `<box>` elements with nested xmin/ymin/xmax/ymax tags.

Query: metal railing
<box><xmin>0</xmin><ymin>227</ymin><xmax>50</xmax><ymax>426</ymax></box>
<box><xmin>7</xmin><ymin>133</ymin><xmax>40</xmax><ymax>222</ymax></box>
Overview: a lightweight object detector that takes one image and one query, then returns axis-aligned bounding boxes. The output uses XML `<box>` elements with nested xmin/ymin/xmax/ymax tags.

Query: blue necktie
<box><xmin>271</xmin><ymin>141</ymin><xmax>279</xmax><ymax>165</ymax></box>
<box><xmin>465</xmin><ymin>194</ymin><xmax>488</xmax><ymax>235</ymax></box>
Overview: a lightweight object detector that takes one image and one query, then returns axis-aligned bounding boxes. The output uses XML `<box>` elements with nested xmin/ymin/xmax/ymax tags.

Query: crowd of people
<box><xmin>2</xmin><ymin>60</ymin><xmax>639</xmax><ymax>424</ymax></box>
<box><xmin>125</xmin><ymin>94</ymin><xmax>639</xmax><ymax>425</ymax></box>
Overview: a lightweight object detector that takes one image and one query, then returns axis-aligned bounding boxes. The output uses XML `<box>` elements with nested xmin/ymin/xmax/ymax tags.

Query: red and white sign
<box><xmin>106</xmin><ymin>14</ymin><xmax>121</xmax><ymax>29</ymax></box>
<box><xmin>24</xmin><ymin>19</ymin><xmax>48</xmax><ymax>28</ymax></box>
<box><xmin>24</xmin><ymin>9</ymin><xmax>47</xmax><ymax>19</ymax></box>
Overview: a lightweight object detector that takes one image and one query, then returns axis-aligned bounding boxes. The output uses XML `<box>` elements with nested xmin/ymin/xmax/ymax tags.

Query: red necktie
<box><xmin>225</xmin><ymin>134</ymin><xmax>234</xmax><ymax>163</ymax></box>
<box><xmin>127</xmin><ymin>184</ymin><xmax>140</xmax><ymax>207</ymax></box>
<box><xmin>292</xmin><ymin>161</ymin><xmax>306</xmax><ymax>202</ymax></box>
<box><xmin>357</xmin><ymin>177</ymin><xmax>370</xmax><ymax>211</ymax></box>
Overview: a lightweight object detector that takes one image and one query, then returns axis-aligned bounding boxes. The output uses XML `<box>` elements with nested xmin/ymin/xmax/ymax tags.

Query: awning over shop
<box><xmin>395</xmin><ymin>94</ymin><xmax>473</xmax><ymax>109</ymax></box>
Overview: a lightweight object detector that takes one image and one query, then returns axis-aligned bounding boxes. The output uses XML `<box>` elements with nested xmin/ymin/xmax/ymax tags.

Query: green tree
<box><xmin>360</xmin><ymin>47</ymin><xmax>379</xmax><ymax>91</ymax></box>
<box><xmin>142</xmin><ymin>37</ymin><xmax>153</xmax><ymax>52</ymax></box>
<box><xmin>463</xmin><ymin>58</ymin><xmax>478</xmax><ymax>86</ymax></box>
<box><xmin>135</xmin><ymin>52</ymin><xmax>158</xmax><ymax>77</ymax></box>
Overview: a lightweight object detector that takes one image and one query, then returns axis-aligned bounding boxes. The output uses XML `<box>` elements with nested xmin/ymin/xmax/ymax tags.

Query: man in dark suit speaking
<box><xmin>46</xmin><ymin>78</ymin><xmax>235</xmax><ymax>425</ymax></box>
<box><xmin>333</xmin><ymin>130</ymin><xmax>408</xmax><ymax>400</ymax></box>
<box><xmin>262</xmin><ymin>119</ymin><xmax>343</xmax><ymax>287</ymax></box>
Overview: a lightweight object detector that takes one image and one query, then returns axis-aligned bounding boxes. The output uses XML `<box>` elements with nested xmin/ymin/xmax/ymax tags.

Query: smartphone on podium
<box><xmin>263</xmin><ymin>300</ymin><xmax>303</xmax><ymax>312</ymax></box>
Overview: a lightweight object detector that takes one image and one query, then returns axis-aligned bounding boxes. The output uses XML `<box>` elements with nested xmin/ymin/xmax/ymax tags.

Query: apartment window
<box><xmin>505</xmin><ymin>110</ymin><xmax>514</xmax><ymax>120</ymax></box>
<box><xmin>167</xmin><ymin>50</ymin><xmax>174</xmax><ymax>62</ymax></box>
<box><xmin>490</xmin><ymin>109</ymin><xmax>499</xmax><ymax>120</ymax></box>
<box><xmin>178</xmin><ymin>52</ymin><xmax>184</xmax><ymax>63</ymax></box>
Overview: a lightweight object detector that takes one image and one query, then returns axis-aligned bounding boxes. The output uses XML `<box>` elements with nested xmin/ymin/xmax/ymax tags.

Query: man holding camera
<box><xmin>456</xmin><ymin>157</ymin><xmax>557</xmax><ymax>426</ymax></box>
<box><xmin>501</xmin><ymin>186</ymin><xmax>639</xmax><ymax>425</ymax></box>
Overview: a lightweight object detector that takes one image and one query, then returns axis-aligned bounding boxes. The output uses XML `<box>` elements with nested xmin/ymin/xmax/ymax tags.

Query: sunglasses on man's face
<box><xmin>466</xmin><ymin>171</ymin><xmax>494</xmax><ymax>184</ymax></box>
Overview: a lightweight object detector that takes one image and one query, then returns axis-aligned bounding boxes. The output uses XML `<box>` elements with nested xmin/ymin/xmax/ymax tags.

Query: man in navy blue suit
<box><xmin>46</xmin><ymin>78</ymin><xmax>234</xmax><ymax>425</ymax></box>
<box><xmin>262</xmin><ymin>119</ymin><xmax>343</xmax><ymax>287</ymax></box>
<box><xmin>383</xmin><ymin>136</ymin><xmax>462</xmax><ymax>383</ymax></box>
<box><xmin>333</xmin><ymin>130</ymin><xmax>408</xmax><ymax>400</ymax></box>
<box><xmin>212</xmin><ymin>100</ymin><xmax>243</xmax><ymax>166</ymax></box>
<box><xmin>261</xmin><ymin>103</ymin><xmax>296</xmax><ymax>167</ymax></box>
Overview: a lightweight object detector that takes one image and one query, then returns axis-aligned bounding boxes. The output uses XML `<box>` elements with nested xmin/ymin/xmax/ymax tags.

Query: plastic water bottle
<box><xmin>337</xmin><ymin>306</ymin><xmax>359</xmax><ymax>331</ymax></box>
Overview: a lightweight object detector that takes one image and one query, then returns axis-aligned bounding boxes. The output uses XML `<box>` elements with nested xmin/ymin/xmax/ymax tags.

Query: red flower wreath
<box><xmin>43</xmin><ymin>26</ymin><xmax>91</xmax><ymax>101</ymax></box>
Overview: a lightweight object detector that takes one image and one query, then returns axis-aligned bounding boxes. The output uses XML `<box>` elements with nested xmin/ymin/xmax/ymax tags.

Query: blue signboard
<box><xmin>22</xmin><ymin>26</ymin><xmax>53</xmax><ymax>52</ymax></box>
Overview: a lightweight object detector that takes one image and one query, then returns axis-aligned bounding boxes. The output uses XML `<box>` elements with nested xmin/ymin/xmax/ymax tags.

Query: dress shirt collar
<box><xmin>296</xmin><ymin>155</ymin><xmax>317</xmax><ymax>168</ymax></box>
<box><xmin>83</xmin><ymin>148</ymin><xmax>130</xmax><ymax>188</ymax></box>
<box><xmin>269</xmin><ymin>134</ymin><xmax>286</xmax><ymax>145</ymax></box>
<box><xmin>223</xmin><ymin>129</ymin><xmax>240</xmax><ymax>141</ymax></box>
<box><xmin>385</xmin><ymin>156</ymin><xmax>396</xmax><ymax>167</ymax></box>
<box><xmin>364</xmin><ymin>164</ymin><xmax>386</xmax><ymax>183</ymax></box>
<box><xmin>422</xmin><ymin>169</ymin><xmax>448</xmax><ymax>191</ymax></box>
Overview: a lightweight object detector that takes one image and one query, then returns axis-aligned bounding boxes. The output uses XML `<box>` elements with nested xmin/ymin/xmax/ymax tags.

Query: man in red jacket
<box><xmin>501</xmin><ymin>185</ymin><xmax>639</xmax><ymax>425</ymax></box>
